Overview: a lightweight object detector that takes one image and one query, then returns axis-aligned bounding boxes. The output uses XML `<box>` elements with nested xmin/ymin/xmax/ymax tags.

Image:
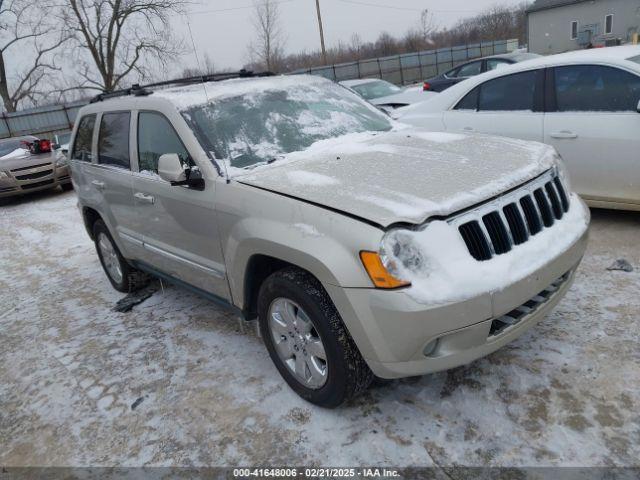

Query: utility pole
<box><xmin>315</xmin><ymin>0</ymin><xmax>327</xmax><ymax>64</ymax></box>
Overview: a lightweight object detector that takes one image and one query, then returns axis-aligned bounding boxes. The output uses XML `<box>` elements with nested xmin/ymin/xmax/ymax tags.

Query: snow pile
<box><xmin>382</xmin><ymin>194</ymin><xmax>590</xmax><ymax>305</ymax></box>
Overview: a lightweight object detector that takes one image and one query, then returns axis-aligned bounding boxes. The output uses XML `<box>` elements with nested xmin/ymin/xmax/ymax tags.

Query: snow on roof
<box><xmin>154</xmin><ymin>74</ymin><xmax>331</xmax><ymax>110</ymax></box>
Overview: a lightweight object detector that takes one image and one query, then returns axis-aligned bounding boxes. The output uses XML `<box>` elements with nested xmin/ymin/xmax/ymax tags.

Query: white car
<box><xmin>396</xmin><ymin>45</ymin><xmax>640</xmax><ymax>211</ymax></box>
<box><xmin>341</xmin><ymin>78</ymin><xmax>437</xmax><ymax>110</ymax></box>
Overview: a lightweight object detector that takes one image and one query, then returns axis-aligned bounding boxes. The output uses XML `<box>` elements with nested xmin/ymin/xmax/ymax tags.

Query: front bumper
<box><xmin>0</xmin><ymin>163</ymin><xmax>71</xmax><ymax>198</ymax></box>
<box><xmin>326</xmin><ymin>203</ymin><xmax>589</xmax><ymax>379</ymax></box>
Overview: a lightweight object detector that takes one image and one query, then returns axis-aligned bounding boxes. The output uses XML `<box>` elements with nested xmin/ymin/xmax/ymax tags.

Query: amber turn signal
<box><xmin>359</xmin><ymin>251</ymin><xmax>411</xmax><ymax>289</ymax></box>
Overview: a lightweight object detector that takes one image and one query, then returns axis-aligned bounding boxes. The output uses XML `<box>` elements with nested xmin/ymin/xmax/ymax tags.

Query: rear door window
<box><xmin>478</xmin><ymin>70</ymin><xmax>538</xmax><ymax>111</ymax></box>
<box><xmin>137</xmin><ymin>112</ymin><xmax>191</xmax><ymax>173</ymax></box>
<box><xmin>456</xmin><ymin>61</ymin><xmax>482</xmax><ymax>78</ymax></box>
<box><xmin>71</xmin><ymin>114</ymin><xmax>96</xmax><ymax>162</ymax></box>
<box><xmin>98</xmin><ymin>112</ymin><xmax>131</xmax><ymax>169</ymax></box>
<box><xmin>454</xmin><ymin>87</ymin><xmax>479</xmax><ymax>110</ymax></box>
<box><xmin>554</xmin><ymin>65</ymin><xmax>640</xmax><ymax>112</ymax></box>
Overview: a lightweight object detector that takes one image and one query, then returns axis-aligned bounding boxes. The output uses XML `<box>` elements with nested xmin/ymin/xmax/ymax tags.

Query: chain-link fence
<box><xmin>291</xmin><ymin>38</ymin><xmax>520</xmax><ymax>85</ymax></box>
<box><xmin>0</xmin><ymin>38</ymin><xmax>520</xmax><ymax>140</ymax></box>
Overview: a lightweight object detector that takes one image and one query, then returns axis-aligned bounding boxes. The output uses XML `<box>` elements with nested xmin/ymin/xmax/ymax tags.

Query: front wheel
<box><xmin>93</xmin><ymin>219</ymin><xmax>148</xmax><ymax>293</ymax></box>
<box><xmin>257</xmin><ymin>267</ymin><xmax>373</xmax><ymax>407</ymax></box>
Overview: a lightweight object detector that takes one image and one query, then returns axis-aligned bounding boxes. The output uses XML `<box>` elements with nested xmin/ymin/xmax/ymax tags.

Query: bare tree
<box><xmin>248</xmin><ymin>0</ymin><xmax>285</xmax><ymax>72</ymax></box>
<box><xmin>182</xmin><ymin>52</ymin><xmax>216</xmax><ymax>77</ymax></box>
<box><xmin>62</xmin><ymin>0</ymin><xmax>187</xmax><ymax>92</ymax></box>
<box><xmin>420</xmin><ymin>9</ymin><xmax>437</xmax><ymax>47</ymax></box>
<box><xmin>0</xmin><ymin>0</ymin><xmax>70</xmax><ymax>112</ymax></box>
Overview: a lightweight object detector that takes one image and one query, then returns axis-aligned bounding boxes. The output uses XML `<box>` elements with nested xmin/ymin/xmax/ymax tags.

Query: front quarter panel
<box><xmin>215</xmin><ymin>179</ymin><xmax>384</xmax><ymax>308</ymax></box>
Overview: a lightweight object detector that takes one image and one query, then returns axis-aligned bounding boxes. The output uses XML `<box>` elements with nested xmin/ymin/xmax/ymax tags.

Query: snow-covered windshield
<box><xmin>182</xmin><ymin>80</ymin><xmax>392</xmax><ymax>169</ymax></box>
<box><xmin>351</xmin><ymin>80</ymin><xmax>402</xmax><ymax>100</ymax></box>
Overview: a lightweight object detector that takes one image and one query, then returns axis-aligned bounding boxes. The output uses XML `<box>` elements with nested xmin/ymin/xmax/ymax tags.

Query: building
<box><xmin>527</xmin><ymin>0</ymin><xmax>640</xmax><ymax>54</ymax></box>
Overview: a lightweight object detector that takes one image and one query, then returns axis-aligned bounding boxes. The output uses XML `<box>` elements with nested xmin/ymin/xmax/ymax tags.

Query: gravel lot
<box><xmin>1</xmin><ymin>189</ymin><xmax>638</xmax><ymax>467</ymax></box>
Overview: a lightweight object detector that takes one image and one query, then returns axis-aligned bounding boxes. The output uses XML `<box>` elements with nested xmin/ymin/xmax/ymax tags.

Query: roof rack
<box><xmin>89</xmin><ymin>69</ymin><xmax>275</xmax><ymax>103</ymax></box>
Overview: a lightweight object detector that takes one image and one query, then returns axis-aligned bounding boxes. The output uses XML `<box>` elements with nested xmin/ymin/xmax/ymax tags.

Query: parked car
<box><xmin>397</xmin><ymin>45</ymin><xmax>640</xmax><ymax>211</ymax></box>
<box><xmin>70</xmin><ymin>73</ymin><xmax>589</xmax><ymax>407</ymax></box>
<box><xmin>0</xmin><ymin>135</ymin><xmax>73</xmax><ymax>202</ymax></box>
<box><xmin>423</xmin><ymin>52</ymin><xmax>540</xmax><ymax>92</ymax></box>
<box><xmin>340</xmin><ymin>78</ymin><xmax>436</xmax><ymax>110</ymax></box>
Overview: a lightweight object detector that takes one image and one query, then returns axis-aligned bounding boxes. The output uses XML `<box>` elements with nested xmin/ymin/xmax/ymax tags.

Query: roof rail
<box><xmin>89</xmin><ymin>69</ymin><xmax>275</xmax><ymax>103</ymax></box>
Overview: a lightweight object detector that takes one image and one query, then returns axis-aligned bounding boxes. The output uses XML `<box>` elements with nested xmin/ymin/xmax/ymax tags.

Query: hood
<box><xmin>235</xmin><ymin>128</ymin><xmax>557</xmax><ymax>227</ymax></box>
<box><xmin>0</xmin><ymin>151</ymin><xmax>54</xmax><ymax>171</ymax></box>
<box><xmin>370</xmin><ymin>88</ymin><xmax>437</xmax><ymax>107</ymax></box>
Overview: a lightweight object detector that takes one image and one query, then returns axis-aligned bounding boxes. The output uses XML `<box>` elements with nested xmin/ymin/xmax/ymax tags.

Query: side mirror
<box><xmin>157</xmin><ymin>153</ymin><xmax>205</xmax><ymax>190</ymax></box>
<box><xmin>158</xmin><ymin>153</ymin><xmax>186</xmax><ymax>183</ymax></box>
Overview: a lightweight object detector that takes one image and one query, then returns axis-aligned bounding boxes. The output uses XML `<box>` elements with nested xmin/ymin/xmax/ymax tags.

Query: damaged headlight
<box><xmin>360</xmin><ymin>229</ymin><xmax>426</xmax><ymax>289</ymax></box>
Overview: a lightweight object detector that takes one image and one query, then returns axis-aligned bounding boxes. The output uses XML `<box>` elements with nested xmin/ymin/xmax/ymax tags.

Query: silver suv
<box><xmin>70</xmin><ymin>73</ymin><xmax>590</xmax><ymax>407</ymax></box>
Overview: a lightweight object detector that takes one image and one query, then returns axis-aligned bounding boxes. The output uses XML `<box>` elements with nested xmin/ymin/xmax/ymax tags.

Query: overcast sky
<box><xmin>173</xmin><ymin>0</ymin><xmax>524</xmax><ymax>72</ymax></box>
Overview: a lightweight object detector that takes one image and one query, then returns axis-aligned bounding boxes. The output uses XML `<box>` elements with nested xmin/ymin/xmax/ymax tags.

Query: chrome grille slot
<box><xmin>451</xmin><ymin>170</ymin><xmax>570</xmax><ymax>262</ymax></box>
<box><xmin>15</xmin><ymin>169</ymin><xmax>53</xmax><ymax>181</ymax></box>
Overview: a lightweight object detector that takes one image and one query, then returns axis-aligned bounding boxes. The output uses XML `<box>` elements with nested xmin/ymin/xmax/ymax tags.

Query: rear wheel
<box><xmin>93</xmin><ymin>219</ymin><xmax>148</xmax><ymax>293</ymax></box>
<box><xmin>258</xmin><ymin>267</ymin><xmax>372</xmax><ymax>407</ymax></box>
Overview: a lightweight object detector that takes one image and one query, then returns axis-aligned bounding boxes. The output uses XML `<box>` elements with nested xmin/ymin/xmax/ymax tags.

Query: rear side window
<box><xmin>98</xmin><ymin>112</ymin><xmax>131</xmax><ymax>169</ymax></box>
<box><xmin>71</xmin><ymin>114</ymin><xmax>96</xmax><ymax>162</ymax></box>
<box><xmin>478</xmin><ymin>70</ymin><xmax>538</xmax><ymax>111</ymax></box>
<box><xmin>137</xmin><ymin>112</ymin><xmax>191</xmax><ymax>173</ymax></box>
<box><xmin>454</xmin><ymin>87</ymin><xmax>479</xmax><ymax>110</ymax></box>
<box><xmin>456</xmin><ymin>61</ymin><xmax>482</xmax><ymax>78</ymax></box>
<box><xmin>554</xmin><ymin>65</ymin><xmax>640</xmax><ymax>112</ymax></box>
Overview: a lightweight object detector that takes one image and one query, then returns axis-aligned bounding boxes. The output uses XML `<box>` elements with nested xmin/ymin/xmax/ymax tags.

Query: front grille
<box><xmin>489</xmin><ymin>271</ymin><xmax>571</xmax><ymax>338</ymax></box>
<box><xmin>453</xmin><ymin>170</ymin><xmax>569</xmax><ymax>261</ymax></box>
<box><xmin>11</xmin><ymin>162</ymin><xmax>51</xmax><ymax>173</ymax></box>
<box><xmin>20</xmin><ymin>179</ymin><xmax>54</xmax><ymax>190</ymax></box>
<box><xmin>15</xmin><ymin>169</ymin><xmax>53</xmax><ymax>181</ymax></box>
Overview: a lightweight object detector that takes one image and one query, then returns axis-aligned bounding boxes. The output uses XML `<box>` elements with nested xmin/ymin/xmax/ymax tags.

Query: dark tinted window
<box><xmin>137</xmin><ymin>112</ymin><xmax>190</xmax><ymax>173</ymax></box>
<box><xmin>456</xmin><ymin>61</ymin><xmax>482</xmax><ymax>77</ymax></box>
<box><xmin>454</xmin><ymin>87</ymin><xmax>479</xmax><ymax>110</ymax></box>
<box><xmin>478</xmin><ymin>70</ymin><xmax>537</xmax><ymax>111</ymax></box>
<box><xmin>554</xmin><ymin>65</ymin><xmax>640</xmax><ymax>112</ymax></box>
<box><xmin>98</xmin><ymin>112</ymin><xmax>130</xmax><ymax>169</ymax></box>
<box><xmin>71</xmin><ymin>115</ymin><xmax>96</xmax><ymax>162</ymax></box>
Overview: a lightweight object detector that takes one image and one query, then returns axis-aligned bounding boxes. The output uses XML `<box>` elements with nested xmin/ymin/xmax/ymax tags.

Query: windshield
<box><xmin>628</xmin><ymin>55</ymin><xmax>640</xmax><ymax>65</ymax></box>
<box><xmin>0</xmin><ymin>139</ymin><xmax>27</xmax><ymax>158</ymax></box>
<box><xmin>182</xmin><ymin>80</ymin><xmax>392</xmax><ymax>169</ymax></box>
<box><xmin>351</xmin><ymin>80</ymin><xmax>402</xmax><ymax>100</ymax></box>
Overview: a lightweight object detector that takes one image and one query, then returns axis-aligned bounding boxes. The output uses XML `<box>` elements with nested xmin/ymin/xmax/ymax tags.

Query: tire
<box><xmin>93</xmin><ymin>219</ymin><xmax>149</xmax><ymax>293</ymax></box>
<box><xmin>258</xmin><ymin>267</ymin><xmax>373</xmax><ymax>407</ymax></box>
<box><xmin>60</xmin><ymin>182</ymin><xmax>74</xmax><ymax>192</ymax></box>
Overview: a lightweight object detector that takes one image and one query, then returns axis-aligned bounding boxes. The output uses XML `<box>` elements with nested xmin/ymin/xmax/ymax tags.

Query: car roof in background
<box><xmin>0</xmin><ymin>135</ymin><xmax>37</xmax><ymax>144</ymax></box>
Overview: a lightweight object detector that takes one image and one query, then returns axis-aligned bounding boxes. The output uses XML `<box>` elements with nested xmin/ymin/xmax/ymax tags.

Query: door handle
<box><xmin>550</xmin><ymin>131</ymin><xmax>578</xmax><ymax>139</ymax></box>
<box><xmin>91</xmin><ymin>180</ymin><xmax>105</xmax><ymax>189</ymax></box>
<box><xmin>134</xmin><ymin>192</ymin><xmax>155</xmax><ymax>204</ymax></box>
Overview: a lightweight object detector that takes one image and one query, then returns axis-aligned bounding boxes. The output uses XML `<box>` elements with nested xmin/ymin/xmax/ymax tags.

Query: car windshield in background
<box><xmin>628</xmin><ymin>55</ymin><xmax>640</xmax><ymax>65</ymax></box>
<box><xmin>0</xmin><ymin>139</ymin><xmax>26</xmax><ymax>158</ymax></box>
<box><xmin>351</xmin><ymin>80</ymin><xmax>402</xmax><ymax>100</ymax></box>
<box><xmin>182</xmin><ymin>81</ymin><xmax>392</xmax><ymax>169</ymax></box>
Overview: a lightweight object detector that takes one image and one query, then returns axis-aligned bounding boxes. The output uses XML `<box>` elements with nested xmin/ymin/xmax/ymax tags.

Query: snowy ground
<box><xmin>1</xmin><ymin>189</ymin><xmax>638</xmax><ymax>467</ymax></box>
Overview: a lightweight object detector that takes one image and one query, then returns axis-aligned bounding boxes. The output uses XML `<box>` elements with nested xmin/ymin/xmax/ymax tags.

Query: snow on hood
<box><xmin>235</xmin><ymin>128</ymin><xmax>558</xmax><ymax>227</ymax></box>
<box><xmin>383</xmin><ymin>195</ymin><xmax>589</xmax><ymax>305</ymax></box>
<box><xmin>0</xmin><ymin>148</ymin><xmax>30</xmax><ymax>160</ymax></box>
